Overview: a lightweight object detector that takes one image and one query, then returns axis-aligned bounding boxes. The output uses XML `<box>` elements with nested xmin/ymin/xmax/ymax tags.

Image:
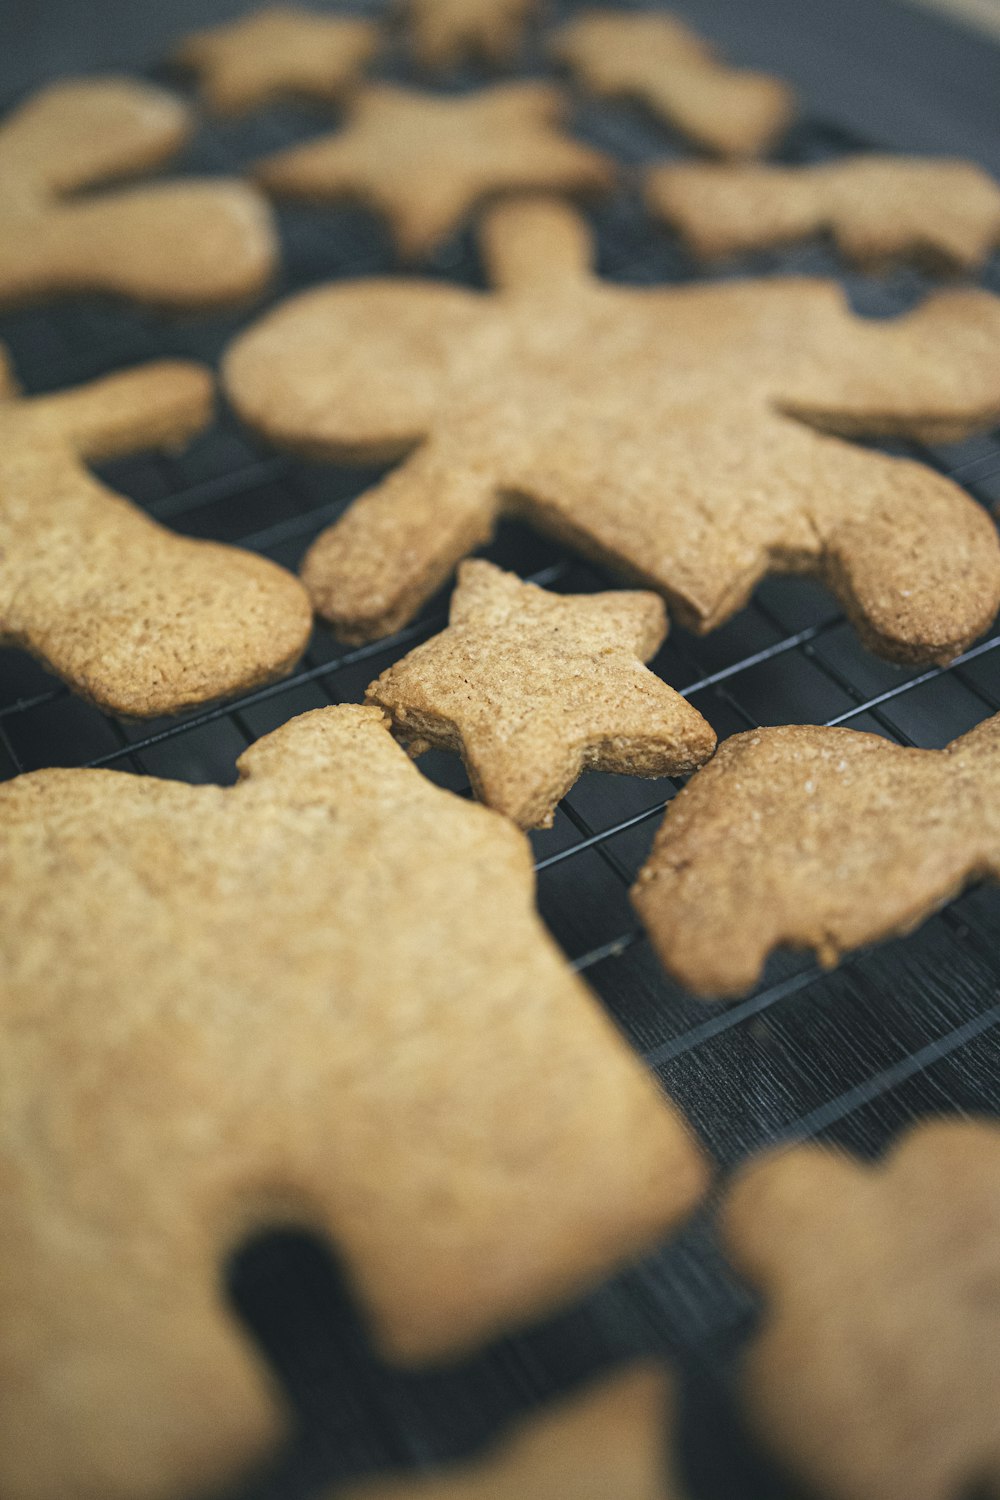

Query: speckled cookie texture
<box><xmin>648</xmin><ymin>156</ymin><xmax>1000</xmax><ymax>271</ymax></box>
<box><xmin>551</xmin><ymin>10</ymin><xmax>795</xmax><ymax>158</ymax></box>
<box><xmin>224</xmin><ymin>196</ymin><xmax>1000</xmax><ymax>663</ymax></box>
<box><xmin>252</xmin><ymin>82</ymin><xmax>613</xmax><ymax>258</ymax></box>
<box><xmin>403</xmin><ymin>0</ymin><xmax>538</xmax><ymax>70</ymax></box>
<box><xmin>631</xmin><ymin>713</ymin><xmax>1000</xmax><ymax>997</ymax></box>
<box><xmin>338</xmin><ymin>1364</ymin><xmax>682</xmax><ymax>1499</ymax></box>
<box><xmin>0</xmin><ymin>77</ymin><xmax>278</xmax><ymax>307</ymax></box>
<box><xmin>366</xmin><ymin>560</ymin><xmax>716</xmax><ymax>828</ymax></box>
<box><xmin>0</xmin><ymin>350</ymin><xmax>312</xmax><ymax>716</ymax></box>
<box><xmin>175</xmin><ymin>6</ymin><xmax>380</xmax><ymax>114</ymax></box>
<box><xmin>724</xmin><ymin>1118</ymin><xmax>1000</xmax><ymax>1500</ymax></box>
<box><xmin>0</xmin><ymin>704</ymin><xmax>708</xmax><ymax>1500</ymax></box>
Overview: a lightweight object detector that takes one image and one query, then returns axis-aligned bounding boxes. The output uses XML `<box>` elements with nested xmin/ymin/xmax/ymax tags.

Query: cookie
<box><xmin>223</xmin><ymin>195</ymin><xmax>1000</xmax><ymax>662</ymax></box>
<box><xmin>631</xmin><ymin>713</ymin><xmax>1000</xmax><ymax>997</ymax></box>
<box><xmin>365</xmin><ymin>559</ymin><xmax>716</xmax><ymax>828</ymax></box>
<box><xmin>339</xmin><ymin>1364</ymin><xmax>682</xmax><ymax>1499</ymax></box>
<box><xmin>0</xmin><ymin>704</ymin><xmax>707</xmax><ymax>1500</ymax></box>
<box><xmin>252</xmin><ymin>82</ymin><xmax>613</xmax><ymax>258</ymax></box>
<box><xmin>550</xmin><ymin>10</ymin><xmax>795</xmax><ymax>158</ymax></box>
<box><xmin>647</xmin><ymin>156</ymin><xmax>1000</xmax><ymax>271</ymax></box>
<box><xmin>0</xmin><ymin>76</ymin><xmax>277</xmax><ymax>308</ymax></box>
<box><xmin>724</xmin><ymin>1118</ymin><xmax>1000</xmax><ymax>1500</ymax></box>
<box><xmin>403</xmin><ymin>0</ymin><xmax>538</xmax><ymax>71</ymax></box>
<box><xmin>175</xmin><ymin>6</ymin><xmax>380</xmax><ymax>115</ymax></box>
<box><xmin>0</xmin><ymin>349</ymin><xmax>312</xmax><ymax>716</ymax></box>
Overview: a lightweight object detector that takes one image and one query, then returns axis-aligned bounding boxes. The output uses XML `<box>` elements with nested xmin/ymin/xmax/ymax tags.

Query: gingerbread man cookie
<box><xmin>0</xmin><ymin>76</ymin><xmax>277</xmax><ymax>308</ymax></box>
<box><xmin>0</xmin><ymin>705</ymin><xmax>707</xmax><ymax>1500</ymax></box>
<box><xmin>724</xmin><ymin>1118</ymin><xmax>1000</xmax><ymax>1500</ymax></box>
<box><xmin>339</xmin><ymin>1364</ymin><xmax>683</xmax><ymax>1499</ymax></box>
<box><xmin>551</xmin><ymin>10</ymin><xmax>796</xmax><ymax>158</ymax></box>
<box><xmin>0</xmin><ymin>349</ymin><xmax>311</xmax><ymax>715</ymax></box>
<box><xmin>253</xmin><ymin>82</ymin><xmax>613</xmax><ymax>258</ymax></box>
<box><xmin>632</xmin><ymin>713</ymin><xmax>1000</xmax><ymax>997</ymax></box>
<box><xmin>175</xmin><ymin>6</ymin><xmax>380</xmax><ymax>115</ymax></box>
<box><xmin>224</xmin><ymin>196</ymin><xmax>1000</xmax><ymax>663</ymax></box>
<box><xmin>648</xmin><ymin>156</ymin><xmax>1000</xmax><ymax>271</ymax></box>
<box><xmin>366</xmin><ymin>560</ymin><xmax>716</xmax><ymax>828</ymax></box>
<box><xmin>403</xmin><ymin>0</ymin><xmax>538</xmax><ymax>71</ymax></box>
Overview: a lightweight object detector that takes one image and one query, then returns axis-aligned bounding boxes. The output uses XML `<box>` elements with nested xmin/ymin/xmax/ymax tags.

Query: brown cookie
<box><xmin>175</xmin><ymin>6</ymin><xmax>380</xmax><ymax>115</ymax></box>
<box><xmin>723</xmin><ymin>1118</ymin><xmax>1000</xmax><ymax>1500</ymax></box>
<box><xmin>647</xmin><ymin>156</ymin><xmax>1000</xmax><ymax>271</ymax></box>
<box><xmin>403</xmin><ymin>0</ymin><xmax>538</xmax><ymax>70</ymax></box>
<box><xmin>0</xmin><ymin>704</ymin><xmax>708</xmax><ymax>1500</ymax></box>
<box><xmin>223</xmin><ymin>195</ymin><xmax>1000</xmax><ymax>663</ymax></box>
<box><xmin>631</xmin><ymin>713</ymin><xmax>1000</xmax><ymax>998</ymax></box>
<box><xmin>0</xmin><ymin>349</ymin><xmax>312</xmax><ymax>716</ymax></box>
<box><xmin>550</xmin><ymin>9</ymin><xmax>795</xmax><ymax>158</ymax></box>
<box><xmin>365</xmin><ymin>559</ymin><xmax>716</xmax><ymax>828</ymax></box>
<box><xmin>252</xmin><ymin>82</ymin><xmax>613</xmax><ymax>258</ymax></box>
<box><xmin>0</xmin><ymin>77</ymin><xmax>278</xmax><ymax>308</ymax></box>
<box><xmin>338</xmin><ymin>1364</ymin><xmax>683</xmax><ymax>1499</ymax></box>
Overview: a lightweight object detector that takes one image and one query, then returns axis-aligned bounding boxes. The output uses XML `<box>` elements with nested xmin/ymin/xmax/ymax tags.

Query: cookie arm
<box><xmin>21</xmin><ymin>360</ymin><xmax>214</xmax><ymax>461</ymax></box>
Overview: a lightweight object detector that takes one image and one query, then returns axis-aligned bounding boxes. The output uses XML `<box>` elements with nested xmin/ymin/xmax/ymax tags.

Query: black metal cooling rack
<box><xmin>2</xmin><ymin>3</ymin><xmax>1000</xmax><ymax>1496</ymax></box>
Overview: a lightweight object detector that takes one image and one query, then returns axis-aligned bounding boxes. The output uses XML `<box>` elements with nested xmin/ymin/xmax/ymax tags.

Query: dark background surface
<box><xmin>1</xmin><ymin>1</ymin><xmax>999</xmax><ymax>1496</ymax></box>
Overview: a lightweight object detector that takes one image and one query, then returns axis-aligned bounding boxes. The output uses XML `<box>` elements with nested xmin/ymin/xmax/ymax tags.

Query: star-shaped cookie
<box><xmin>404</xmin><ymin>0</ymin><xmax>538</xmax><ymax>71</ymax></box>
<box><xmin>366</xmin><ymin>560</ymin><xmax>716</xmax><ymax>828</ymax></box>
<box><xmin>223</xmin><ymin>196</ymin><xmax>1000</xmax><ymax>665</ymax></box>
<box><xmin>253</xmin><ymin>82</ymin><xmax>613</xmax><ymax>258</ymax></box>
<box><xmin>175</xmin><ymin>6</ymin><xmax>381</xmax><ymax>115</ymax></box>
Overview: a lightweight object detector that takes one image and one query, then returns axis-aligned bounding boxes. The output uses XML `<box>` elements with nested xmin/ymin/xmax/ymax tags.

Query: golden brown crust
<box><xmin>403</xmin><ymin>0</ymin><xmax>539</xmax><ymax>71</ymax></box>
<box><xmin>223</xmin><ymin>197</ymin><xmax>1000</xmax><ymax>662</ymax></box>
<box><xmin>647</xmin><ymin>156</ymin><xmax>1000</xmax><ymax>271</ymax></box>
<box><xmin>0</xmin><ymin>705</ymin><xmax>707</xmax><ymax>1499</ymax></box>
<box><xmin>339</xmin><ymin>1364</ymin><xmax>683</xmax><ymax>1499</ymax></box>
<box><xmin>723</xmin><ymin>1119</ymin><xmax>1000</xmax><ymax>1500</ymax></box>
<box><xmin>550</xmin><ymin>9</ymin><xmax>795</xmax><ymax>158</ymax></box>
<box><xmin>0</xmin><ymin>352</ymin><xmax>312</xmax><ymax>715</ymax></box>
<box><xmin>175</xmin><ymin>6</ymin><xmax>380</xmax><ymax>115</ymax></box>
<box><xmin>252</xmin><ymin>82</ymin><xmax>614</xmax><ymax>259</ymax></box>
<box><xmin>366</xmin><ymin>559</ymin><xmax>716</xmax><ymax>828</ymax></box>
<box><xmin>0</xmin><ymin>77</ymin><xmax>277</xmax><ymax>308</ymax></box>
<box><xmin>631</xmin><ymin>714</ymin><xmax>1000</xmax><ymax>996</ymax></box>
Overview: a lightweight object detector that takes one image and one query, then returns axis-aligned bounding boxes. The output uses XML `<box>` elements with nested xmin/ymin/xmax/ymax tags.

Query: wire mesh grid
<box><xmin>2</xmin><ymin>7</ymin><xmax>1000</xmax><ymax>1496</ymax></box>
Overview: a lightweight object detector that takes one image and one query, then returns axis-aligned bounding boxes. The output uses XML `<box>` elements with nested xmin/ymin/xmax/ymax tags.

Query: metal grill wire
<box><xmin>1</xmin><ymin>9</ymin><xmax>1000</xmax><ymax>1497</ymax></box>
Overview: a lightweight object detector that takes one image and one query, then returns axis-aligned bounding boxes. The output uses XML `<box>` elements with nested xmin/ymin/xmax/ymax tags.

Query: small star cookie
<box><xmin>551</xmin><ymin>9</ymin><xmax>795</xmax><ymax>158</ymax></box>
<box><xmin>338</xmin><ymin>1364</ymin><xmax>684</xmax><ymax>1499</ymax></box>
<box><xmin>175</xmin><ymin>6</ymin><xmax>380</xmax><ymax>115</ymax></box>
<box><xmin>253</xmin><ymin>82</ymin><xmax>613</xmax><ymax>258</ymax></box>
<box><xmin>403</xmin><ymin>0</ymin><xmax>538</xmax><ymax>71</ymax></box>
<box><xmin>724</xmin><ymin>1119</ymin><xmax>1000</xmax><ymax>1500</ymax></box>
<box><xmin>648</xmin><ymin>156</ymin><xmax>1000</xmax><ymax>271</ymax></box>
<box><xmin>366</xmin><ymin>560</ymin><xmax>716</xmax><ymax>828</ymax></box>
<box><xmin>0</xmin><ymin>77</ymin><xmax>277</xmax><ymax>308</ymax></box>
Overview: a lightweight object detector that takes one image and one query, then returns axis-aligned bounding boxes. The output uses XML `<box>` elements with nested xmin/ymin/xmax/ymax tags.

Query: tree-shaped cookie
<box><xmin>366</xmin><ymin>560</ymin><xmax>716</xmax><ymax>828</ymax></box>
<box><xmin>224</xmin><ymin>196</ymin><xmax>1000</xmax><ymax>663</ymax></box>
<box><xmin>253</xmin><ymin>83</ymin><xmax>613</xmax><ymax>258</ymax></box>
<box><xmin>631</xmin><ymin>713</ymin><xmax>1000</xmax><ymax>997</ymax></box>
<box><xmin>0</xmin><ymin>77</ymin><xmax>277</xmax><ymax>308</ymax></box>
<box><xmin>723</xmin><ymin>1119</ymin><xmax>1000</xmax><ymax>1500</ymax></box>
<box><xmin>339</xmin><ymin>1364</ymin><xmax>683</xmax><ymax>1498</ymax></box>
<box><xmin>175</xmin><ymin>6</ymin><xmax>381</xmax><ymax>115</ymax></box>
<box><xmin>0</xmin><ymin>705</ymin><xmax>707</xmax><ymax>1500</ymax></box>
<box><xmin>647</xmin><ymin>157</ymin><xmax>1000</xmax><ymax>272</ymax></box>
<box><xmin>550</xmin><ymin>10</ymin><xmax>796</xmax><ymax>158</ymax></box>
<box><xmin>403</xmin><ymin>0</ymin><xmax>538</xmax><ymax>71</ymax></box>
<box><xmin>0</xmin><ymin>348</ymin><xmax>311</xmax><ymax>715</ymax></box>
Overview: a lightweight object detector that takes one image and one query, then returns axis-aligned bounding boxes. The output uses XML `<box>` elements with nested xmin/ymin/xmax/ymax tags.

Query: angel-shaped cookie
<box><xmin>632</xmin><ymin>712</ymin><xmax>1000</xmax><ymax>996</ymax></box>
<box><xmin>224</xmin><ymin>197</ymin><xmax>1000</xmax><ymax>664</ymax></box>
<box><xmin>0</xmin><ymin>705</ymin><xmax>706</xmax><ymax>1500</ymax></box>
<box><xmin>403</xmin><ymin>0</ymin><xmax>538</xmax><ymax>71</ymax></box>
<box><xmin>724</xmin><ymin>1119</ymin><xmax>1000</xmax><ymax>1500</ymax></box>
<box><xmin>0</xmin><ymin>348</ymin><xmax>311</xmax><ymax>715</ymax></box>
<box><xmin>0</xmin><ymin>77</ymin><xmax>277</xmax><ymax>307</ymax></box>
